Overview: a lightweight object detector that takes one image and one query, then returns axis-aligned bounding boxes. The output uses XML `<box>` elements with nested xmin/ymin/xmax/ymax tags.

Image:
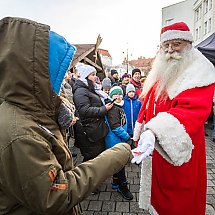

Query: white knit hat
<box><xmin>75</xmin><ymin>63</ymin><xmax>96</xmax><ymax>79</ymax></box>
<box><xmin>160</xmin><ymin>22</ymin><xmax>193</xmax><ymax>43</ymax></box>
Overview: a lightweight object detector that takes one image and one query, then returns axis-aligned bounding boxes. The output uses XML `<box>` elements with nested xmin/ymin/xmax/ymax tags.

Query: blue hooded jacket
<box><xmin>123</xmin><ymin>95</ymin><xmax>141</xmax><ymax>135</ymax></box>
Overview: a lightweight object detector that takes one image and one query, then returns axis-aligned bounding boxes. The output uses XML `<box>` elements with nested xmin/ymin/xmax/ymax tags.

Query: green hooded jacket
<box><xmin>0</xmin><ymin>17</ymin><xmax>132</xmax><ymax>215</ymax></box>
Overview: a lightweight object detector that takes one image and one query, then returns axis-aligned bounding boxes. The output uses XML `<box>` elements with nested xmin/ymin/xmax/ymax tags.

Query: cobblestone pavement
<box><xmin>72</xmin><ymin>124</ymin><xmax>215</xmax><ymax>215</ymax></box>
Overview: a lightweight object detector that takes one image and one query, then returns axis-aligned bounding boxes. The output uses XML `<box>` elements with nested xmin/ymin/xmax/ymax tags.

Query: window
<box><xmin>204</xmin><ymin>0</ymin><xmax>209</xmax><ymax>14</ymax></box>
<box><xmin>199</xmin><ymin>26</ymin><xmax>201</xmax><ymax>38</ymax></box>
<box><xmin>195</xmin><ymin>28</ymin><xmax>199</xmax><ymax>40</ymax></box>
<box><xmin>195</xmin><ymin>5</ymin><xmax>202</xmax><ymax>21</ymax></box>
<box><xmin>208</xmin><ymin>18</ymin><xmax>211</xmax><ymax>32</ymax></box>
<box><xmin>195</xmin><ymin>8</ymin><xmax>199</xmax><ymax>21</ymax></box>
<box><xmin>209</xmin><ymin>0</ymin><xmax>212</xmax><ymax>10</ymax></box>
<box><xmin>204</xmin><ymin>21</ymin><xmax>208</xmax><ymax>34</ymax></box>
<box><xmin>165</xmin><ymin>18</ymin><xmax>174</xmax><ymax>26</ymax></box>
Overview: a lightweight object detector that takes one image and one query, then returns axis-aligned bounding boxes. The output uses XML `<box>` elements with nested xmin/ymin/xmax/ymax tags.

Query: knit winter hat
<box><xmin>102</xmin><ymin>77</ymin><xmax>111</xmax><ymax>89</ymax></box>
<box><xmin>132</xmin><ymin>68</ymin><xmax>141</xmax><ymax>77</ymax></box>
<box><xmin>160</xmin><ymin>22</ymin><xmax>193</xmax><ymax>43</ymax></box>
<box><xmin>111</xmin><ymin>69</ymin><xmax>118</xmax><ymax>76</ymax></box>
<box><xmin>122</xmin><ymin>73</ymin><xmax>131</xmax><ymax>79</ymax></box>
<box><xmin>126</xmin><ymin>83</ymin><xmax>135</xmax><ymax>94</ymax></box>
<box><xmin>109</xmin><ymin>86</ymin><xmax>123</xmax><ymax>98</ymax></box>
<box><xmin>76</xmin><ymin>63</ymin><xmax>96</xmax><ymax>79</ymax></box>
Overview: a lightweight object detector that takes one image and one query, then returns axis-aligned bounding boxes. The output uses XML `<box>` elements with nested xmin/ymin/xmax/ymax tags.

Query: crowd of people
<box><xmin>65</xmin><ymin>64</ymin><xmax>143</xmax><ymax>200</ymax></box>
<box><xmin>0</xmin><ymin>17</ymin><xmax>215</xmax><ymax>215</ymax></box>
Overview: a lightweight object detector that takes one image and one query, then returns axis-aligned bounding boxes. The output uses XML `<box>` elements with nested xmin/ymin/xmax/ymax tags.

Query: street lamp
<box><xmin>123</xmin><ymin>43</ymin><xmax>129</xmax><ymax>73</ymax></box>
<box><xmin>126</xmin><ymin>47</ymin><xmax>128</xmax><ymax>73</ymax></box>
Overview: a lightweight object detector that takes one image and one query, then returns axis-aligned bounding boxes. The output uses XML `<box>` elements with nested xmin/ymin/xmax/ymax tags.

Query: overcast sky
<box><xmin>0</xmin><ymin>0</ymin><xmax>183</xmax><ymax>65</ymax></box>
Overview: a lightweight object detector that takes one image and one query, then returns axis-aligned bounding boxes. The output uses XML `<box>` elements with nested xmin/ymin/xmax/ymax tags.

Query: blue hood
<box><xmin>48</xmin><ymin>31</ymin><xmax>76</xmax><ymax>95</ymax></box>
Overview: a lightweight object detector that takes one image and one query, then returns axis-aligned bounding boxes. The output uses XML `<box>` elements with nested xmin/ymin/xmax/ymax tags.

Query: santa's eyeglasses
<box><xmin>161</xmin><ymin>40</ymin><xmax>188</xmax><ymax>52</ymax></box>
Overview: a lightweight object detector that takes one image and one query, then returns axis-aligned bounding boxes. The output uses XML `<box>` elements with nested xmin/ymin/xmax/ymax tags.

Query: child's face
<box><xmin>127</xmin><ymin>91</ymin><xmax>135</xmax><ymax>99</ymax></box>
<box><xmin>122</xmin><ymin>77</ymin><xmax>130</xmax><ymax>85</ymax></box>
<box><xmin>112</xmin><ymin>94</ymin><xmax>123</xmax><ymax>103</ymax></box>
<box><xmin>103</xmin><ymin>88</ymin><xmax>110</xmax><ymax>94</ymax></box>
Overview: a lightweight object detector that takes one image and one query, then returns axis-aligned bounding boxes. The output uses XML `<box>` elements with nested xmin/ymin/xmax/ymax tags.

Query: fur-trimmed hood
<box><xmin>167</xmin><ymin>49</ymin><xmax>215</xmax><ymax>99</ymax></box>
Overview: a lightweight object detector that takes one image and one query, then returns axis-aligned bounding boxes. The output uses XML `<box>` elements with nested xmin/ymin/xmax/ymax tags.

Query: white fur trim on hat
<box><xmin>161</xmin><ymin>30</ymin><xmax>193</xmax><ymax>43</ymax></box>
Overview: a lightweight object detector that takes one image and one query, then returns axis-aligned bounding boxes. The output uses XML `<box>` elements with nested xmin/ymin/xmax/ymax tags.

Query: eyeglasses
<box><xmin>161</xmin><ymin>40</ymin><xmax>188</xmax><ymax>52</ymax></box>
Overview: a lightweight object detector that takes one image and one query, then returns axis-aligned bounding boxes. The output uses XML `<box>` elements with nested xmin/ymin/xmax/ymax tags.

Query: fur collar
<box><xmin>167</xmin><ymin>49</ymin><xmax>215</xmax><ymax>99</ymax></box>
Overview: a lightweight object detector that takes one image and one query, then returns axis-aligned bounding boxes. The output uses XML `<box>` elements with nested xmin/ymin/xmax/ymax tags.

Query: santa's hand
<box><xmin>131</xmin><ymin>130</ymin><xmax>155</xmax><ymax>164</ymax></box>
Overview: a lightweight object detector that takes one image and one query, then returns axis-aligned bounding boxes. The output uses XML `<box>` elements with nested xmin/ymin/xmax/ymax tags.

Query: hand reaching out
<box><xmin>131</xmin><ymin>130</ymin><xmax>155</xmax><ymax>164</ymax></box>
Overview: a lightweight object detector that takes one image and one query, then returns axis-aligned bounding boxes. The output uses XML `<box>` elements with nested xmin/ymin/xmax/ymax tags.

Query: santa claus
<box><xmin>132</xmin><ymin>22</ymin><xmax>215</xmax><ymax>215</ymax></box>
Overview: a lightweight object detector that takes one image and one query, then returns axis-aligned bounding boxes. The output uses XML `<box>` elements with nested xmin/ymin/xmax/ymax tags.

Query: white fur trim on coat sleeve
<box><xmin>133</xmin><ymin>121</ymin><xmax>144</xmax><ymax>141</ymax></box>
<box><xmin>145</xmin><ymin>112</ymin><xmax>194</xmax><ymax>166</ymax></box>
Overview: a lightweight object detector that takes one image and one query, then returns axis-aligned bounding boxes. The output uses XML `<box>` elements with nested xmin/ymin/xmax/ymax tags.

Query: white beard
<box><xmin>141</xmin><ymin>45</ymin><xmax>194</xmax><ymax>100</ymax></box>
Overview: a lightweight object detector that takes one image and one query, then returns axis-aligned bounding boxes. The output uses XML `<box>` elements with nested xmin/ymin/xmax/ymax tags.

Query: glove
<box><xmin>133</xmin><ymin>121</ymin><xmax>144</xmax><ymax>141</ymax></box>
<box><xmin>126</xmin><ymin>138</ymin><xmax>136</xmax><ymax>150</ymax></box>
<box><xmin>131</xmin><ymin>130</ymin><xmax>155</xmax><ymax>164</ymax></box>
<box><xmin>126</xmin><ymin>138</ymin><xmax>133</xmax><ymax>147</ymax></box>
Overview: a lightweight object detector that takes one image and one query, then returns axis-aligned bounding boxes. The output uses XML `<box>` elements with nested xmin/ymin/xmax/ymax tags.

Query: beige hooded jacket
<box><xmin>0</xmin><ymin>17</ymin><xmax>132</xmax><ymax>215</ymax></box>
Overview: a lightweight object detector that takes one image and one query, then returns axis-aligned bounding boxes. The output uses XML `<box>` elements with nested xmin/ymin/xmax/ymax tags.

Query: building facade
<box><xmin>193</xmin><ymin>0</ymin><xmax>215</xmax><ymax>45</ymax></box>
<box><xmin>98</xmin><ymin>49</ymin><xmax>112</xmax><ymax>68</ymax></box>
<box><xmin>162</xmin><ymin>0</ymin><xmax>215</xmax><ymax>45</ymax></box>
<box><xmin>162</xmin><ymin>0</ymin><xmax>194</xmax><ymax>31</ymax></box>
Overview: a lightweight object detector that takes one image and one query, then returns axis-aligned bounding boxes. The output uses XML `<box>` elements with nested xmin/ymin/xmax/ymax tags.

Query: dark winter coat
<box><xmin>123</xmin><ymin>95</ymin><xmax>141</xmax><ymax>135</ymax></box>
<box><xmin>73</xmin><ymin>79</ymin><xmax>108</xmax><ymax>160</ymax></box>
<box><xmin>105</xmin><ymin>104</ymin><xmax>130</xmax><ymax>148</ymax></box>
<box><xmin>68</xmin><ymin>77</ymin><xmax>77</xmax><ymax>92</ymax></box>
<box><xmin>0</xmin><ymin>17</ymin><xmax>132</xmax><ymax>215</ymax></box>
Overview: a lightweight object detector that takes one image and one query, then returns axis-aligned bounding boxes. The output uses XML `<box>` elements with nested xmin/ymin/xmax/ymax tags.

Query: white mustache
<box><xmin>165</xmin><ymin>52</ymin><xmax>182</xmax><ymax>60</ymax></box>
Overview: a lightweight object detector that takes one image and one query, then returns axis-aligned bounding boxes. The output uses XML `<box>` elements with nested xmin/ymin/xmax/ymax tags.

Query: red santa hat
<box><xmin>160</xmin><ymin>22</ymin><xmax>193</xmax><ymax>43</ymax></box>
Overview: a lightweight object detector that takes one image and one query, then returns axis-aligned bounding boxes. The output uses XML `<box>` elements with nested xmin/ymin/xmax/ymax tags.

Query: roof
<box><xmin>69</xmin><ymin>35</ymin><xmax>106</xmax><ymax>79</ymax></box>
<box><xmin>98</xmin><ymin>49</ymin><xmax>111</xmax><ymax>57</ymax></box>
<box><xmin>71</xmin><ymin>44</ymin><xmax>95</xmax><ymax>66</ymax></box>
<box><xmin>195</xmin><ymin>33</ymin><xmax>215</xmax><ymax>65</ymax></box>
<box><xmin>70</xmin><ymin>43</ymin><xmax>105</xmax><ymax>79</ymax></box>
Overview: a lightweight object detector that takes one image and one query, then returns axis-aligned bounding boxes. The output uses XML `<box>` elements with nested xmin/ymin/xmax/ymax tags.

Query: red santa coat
<box><xmin>136</xmin><ymin>49</ymin><xmax>215</xmax><ymax>215</ymax></box>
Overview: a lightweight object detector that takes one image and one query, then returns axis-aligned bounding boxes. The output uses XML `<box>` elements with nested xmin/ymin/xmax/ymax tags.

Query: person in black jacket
<box><xmin>105</xmin><ymin>86</ymin><xmax>133</xmax><ymax>200</ymax></box>
<box><xmin>109</xmin><ymin>69</ymin><xmax>120</xmax><ymax>86</ymax></box>
<box><xmin>73</xmin><ymin>63</ymin><xmax>113</xmax><ymax>164</ymax></box>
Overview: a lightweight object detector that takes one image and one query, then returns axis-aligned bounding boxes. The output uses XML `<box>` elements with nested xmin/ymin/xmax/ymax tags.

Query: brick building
<box><xmin>127</xmin><ymin>56</ymin><xmax>154</xmax><ymax>76</ymax></box>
